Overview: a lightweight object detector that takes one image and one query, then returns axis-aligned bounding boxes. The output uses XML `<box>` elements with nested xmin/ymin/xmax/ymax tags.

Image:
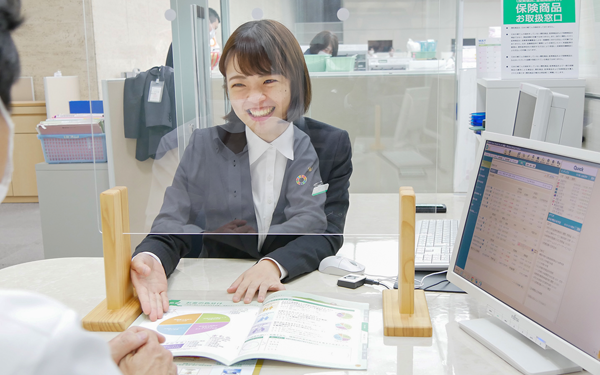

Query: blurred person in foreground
<box><xmin>0</xmin><ymin>1</ymin><xmax>175</xmax><ymax>374</ymax></box>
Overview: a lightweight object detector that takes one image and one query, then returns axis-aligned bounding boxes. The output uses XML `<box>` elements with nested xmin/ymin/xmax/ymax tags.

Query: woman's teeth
<box><xmin>248</xmin><ymin>107</ymin><xmax>274</xmax><ymax>117</ymax></box>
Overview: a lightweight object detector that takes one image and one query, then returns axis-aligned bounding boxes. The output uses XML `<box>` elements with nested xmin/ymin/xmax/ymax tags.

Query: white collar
<box><xmin>246</xmin><ymin>122</ymin><xmax>295</xmax><ymax>164</ymax></box>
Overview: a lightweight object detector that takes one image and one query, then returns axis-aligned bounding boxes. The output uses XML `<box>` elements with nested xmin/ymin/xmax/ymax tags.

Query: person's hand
<box><xmin>211</xmin><ymin>219</ymin><xmax>257</xmax><ymax>234</ymax></box>
<box><xmin>131</xmin><ymin>253</ymin><xmax>169</xmax><ymax>322</ymax></box>
<box><xmin>118</xmin><ymin>332</ymin><xmax>177</xmax><ymax>375</ymax></box>
<box><xmin>227</xmin><ymin>260</ymin><xmax>285</xmax><ymax>303</ymax></box>
<box><xmin>108</xmin><ymin>327</ymin><xmax>166</xmax><ymax>365</ymax></box>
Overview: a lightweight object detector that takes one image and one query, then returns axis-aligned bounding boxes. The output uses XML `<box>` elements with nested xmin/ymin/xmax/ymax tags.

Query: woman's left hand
<box><xmin>227</xmin><ymin>260</ymin><xmax>285</xmax><ymax>303</ymax></box>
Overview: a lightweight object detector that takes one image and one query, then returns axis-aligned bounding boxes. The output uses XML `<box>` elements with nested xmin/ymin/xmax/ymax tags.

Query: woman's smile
<box><xmin>247</xmin><ymin>106</ymin><xmax>275</xmax><ymax>119</ymax></box>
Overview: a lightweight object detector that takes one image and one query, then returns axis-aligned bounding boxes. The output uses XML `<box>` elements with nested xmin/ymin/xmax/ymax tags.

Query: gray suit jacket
<box><xmin>133</xmin><ymin>117</ymin><xmax>352</xmax><ymax>281</ymax></box>
<box><xmin>123</xmin><ymin>66</ymin><xmax>177</xmax><ymax>161</ymax></box>
<box><xmin>136</xmin><ymin>121</ymin><xmax>327</xmax><ymax>269</ymax></box>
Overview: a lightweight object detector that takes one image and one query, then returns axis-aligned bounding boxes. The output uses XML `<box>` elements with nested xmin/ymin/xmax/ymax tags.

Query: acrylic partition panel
<box><xmin>82</xmin><ymin>0</ymin><xmax>458</xmax><ymax>264</ymax></box>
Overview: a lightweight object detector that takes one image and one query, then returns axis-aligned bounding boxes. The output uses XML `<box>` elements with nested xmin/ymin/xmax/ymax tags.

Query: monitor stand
<box><xmin>459</xmin><ymin>317</ymin><xmax>582</xmax><ymax>375</ymax></box>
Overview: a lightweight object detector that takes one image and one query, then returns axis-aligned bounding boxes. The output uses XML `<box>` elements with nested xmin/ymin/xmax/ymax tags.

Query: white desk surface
<box><xmin>0</xmin><ymin>193</ymin><xmax>589</xmax><ymax>374</ymax></box>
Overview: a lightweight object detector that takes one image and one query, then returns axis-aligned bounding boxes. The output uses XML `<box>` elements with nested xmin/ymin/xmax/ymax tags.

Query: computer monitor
<box><xmin>512</xmin><ymin>83</ymin><xmax>570</xmax><ymax>146</ymax></box>
<box><xmin>447</xmin><ymin>132</ymin><xmax>600</xmax><ymax>375</ymax></box>
<box><xmin>513</xmin><ymin>83</ymin><xmax>553</xmax><ymax>141</ymax></box>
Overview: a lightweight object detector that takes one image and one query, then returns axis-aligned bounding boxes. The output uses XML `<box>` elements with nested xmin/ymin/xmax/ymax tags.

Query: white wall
<box><xmin>91</xmin><ymin>0</ymin><xmax>172</xmax><ymax>98</ymax></box>
<box><xmin>12</xmin><ymin>0</ymin><xmax>99</xmax><ymax>101</ymax></box>
<box><xmin>227</xmin><ymin>0</ymin><xmax>295</xmax><ymax>31</ymax></box>
<box><xmin>462</xmin><ymin>0</ymin><xmax>502</xmax><ymax>40</ymax></box>
<box><xmin>341</xmin><ymin>0</ymin><xmax>457</xmax><ymax>56</ymax></box>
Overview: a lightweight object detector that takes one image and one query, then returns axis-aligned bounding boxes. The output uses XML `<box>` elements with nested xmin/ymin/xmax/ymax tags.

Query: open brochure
<box><xmin>133</xmin><ymin>291</ymin><xmax>369</xmax><ymax>369</ymax></box>
<box><xmin>175</xmin><ymin>358</ymin><xmax>262</xmax><ymax>375</ymax></box>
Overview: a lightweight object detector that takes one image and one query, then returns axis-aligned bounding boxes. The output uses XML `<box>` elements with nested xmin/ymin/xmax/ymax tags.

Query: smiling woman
<box><xmin>219</xmin><ymin>19</ymin><xmax>311</xmax><ymax>126</ymax></box>
<box><xmin>131</xmin><ymin>20</ymin><xmax>346</xmax><ymax>318</ymax></box>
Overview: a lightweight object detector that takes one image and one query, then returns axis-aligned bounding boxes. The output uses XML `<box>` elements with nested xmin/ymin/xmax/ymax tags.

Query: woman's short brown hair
<box><xmin>219</xmin><ymin>20</ymin><xmax>311</xmax><ymax>123</ymax></box>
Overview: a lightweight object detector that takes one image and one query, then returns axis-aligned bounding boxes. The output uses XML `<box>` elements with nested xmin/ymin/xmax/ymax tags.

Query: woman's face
<box><xmin>321</xmin><ymin>44</ymin><xmax>333</xmax><ymax>55</ymax></box>
<box><xmin>226</xmin><ymin>57</ymin><xmax>291</xmax><ymax>142</ymax></box>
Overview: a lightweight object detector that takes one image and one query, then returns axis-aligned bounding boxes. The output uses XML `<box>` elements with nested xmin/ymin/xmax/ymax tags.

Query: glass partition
<box><xmin>83</xmin><ymin>0</ymin><xmax>458</xmax><ymax>268</ymax></box>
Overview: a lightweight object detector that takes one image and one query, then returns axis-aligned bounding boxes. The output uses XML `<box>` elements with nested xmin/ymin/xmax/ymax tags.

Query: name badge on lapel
<box><xmin>148</xmin><ymin>79</ymin><xmax>164</xmax><ymax>103</ymax></box>
<box><xmin>312</xmin><ymin>183</ymin><xmax>329</xmax><ymax>196</ymax></box>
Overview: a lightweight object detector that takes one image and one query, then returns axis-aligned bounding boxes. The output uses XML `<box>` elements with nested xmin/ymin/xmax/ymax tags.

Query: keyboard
<box><xmin>414</xmin><ymin>219</ymin><xmax>458</xmax><ymax>271</ymax></box>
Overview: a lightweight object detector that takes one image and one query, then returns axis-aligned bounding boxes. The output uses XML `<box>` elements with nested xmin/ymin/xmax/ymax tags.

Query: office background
<box><xmin>2</xmin><ymin>0</ymin><xmax>600</xmax><ymax>269</ymax></box>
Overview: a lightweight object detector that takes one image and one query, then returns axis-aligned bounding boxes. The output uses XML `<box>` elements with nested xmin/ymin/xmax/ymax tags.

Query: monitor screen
<box><xmin>368</xmin><ymin>40</ymin><xmax>393</xmax><ymax>53</ymax></box>
<box><xmin>453</xmin><ymin>140</ymin><xmax>600</xmax><ymax>363</ymax></box>
<box><xmin>513</xmin><ymin>92</ymin><xmax>537</xmax><ymax>139</ymax></box>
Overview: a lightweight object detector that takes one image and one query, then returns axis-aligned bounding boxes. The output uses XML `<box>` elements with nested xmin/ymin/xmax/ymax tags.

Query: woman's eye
<box><xmin>264</xmin><ymin>79</ymin><xmax>277</xmax><ymax>84</ymax></box>
<box><xmin>231</xmin><ymin>83</ymin><xmax>244</xmax><ymax>88</ymax></box>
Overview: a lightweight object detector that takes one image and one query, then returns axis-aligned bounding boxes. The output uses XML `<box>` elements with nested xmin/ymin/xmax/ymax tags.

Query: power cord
<box><xmin>364</xmin><ymin>278</ymin><xmax>390</xmax><ymax>289</ymax></box>
<box><xmin>415</xmin><ymin>270</ymin><xmax>448</xmax><ymax>289</ymax></box>
<box><xmin>359</xmin><ymin>270</ymin><xmax>449</xmax><ymax>291</ymax></box>
<box><xmin>422</xmin><ymin>279</ymin><xmax>450</xmax><ymax>291</ymax></box>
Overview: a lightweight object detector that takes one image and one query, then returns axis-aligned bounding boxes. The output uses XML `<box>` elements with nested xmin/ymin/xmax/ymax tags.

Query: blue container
<box><xmin>470</xmin><ymin>112</ymin><xmax>486</xmax><ymax>127</ymax></box>
<box><xmin>38</xmin><ymin>134</ymin><xmax>107</xmax><ymax>163</ymax></box>
<box><xmin>69</xmin><ymin>100</ymin><xmax>104</xmax><ymax>114</ymax></box>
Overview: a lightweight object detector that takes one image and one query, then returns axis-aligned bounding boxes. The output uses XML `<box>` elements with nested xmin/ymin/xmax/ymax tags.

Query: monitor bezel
<box><xmin>513</xmin><ymin>83</ymin><xmax>553</xmax><ymax>141</ymax></box>
<box><xmin>546</xmin><ymin>91</ymin><xmax>569</xmax><ymax>145</ymax></box>
<box><xmin>447</xmin><ymin>131</ymin><xmax>600</xmax><ymax>374</ymax></box>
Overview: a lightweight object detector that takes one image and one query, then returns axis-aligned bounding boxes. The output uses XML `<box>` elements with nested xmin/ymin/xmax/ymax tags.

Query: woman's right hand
<box><xmin>131</xmin><ymin>253</ymin><xmax>169</xmax><ymax>322</ymax></box>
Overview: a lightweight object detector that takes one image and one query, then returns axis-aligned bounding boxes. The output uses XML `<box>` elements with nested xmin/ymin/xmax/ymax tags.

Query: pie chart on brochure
<box><xmin>157</xmin><ymin>313</ymin><xmax>230</xmax><ymax>336</ymax></box>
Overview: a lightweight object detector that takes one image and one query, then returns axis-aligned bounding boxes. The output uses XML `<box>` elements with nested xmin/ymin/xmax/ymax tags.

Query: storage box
<box><xmin>304</xmin><ymin>55</ymin><xmax>330</xmax><ymax>72</ymax></box>
<box><xmin>325</xmin><ymin>56</ymin><xmax>357</xmax><ymax>72</ymax></box>
<box><xmin>69</xmin><ymin>100</ymin><xmax>104</xmax><ymax>114</ymax></box>
<box><xmin>412</xmin><ymin>51</ymin><xmax>436</xmax><ymax>60</ymax></box>
<box><xmin>38</xmin><ymin>134</ymin><xmax>107</xmax><ymax>163</ymax></box>
<box><xmin>36</xmin><ymin>121</ymin><xmax>104</xmax><ymax>135</ymax></box>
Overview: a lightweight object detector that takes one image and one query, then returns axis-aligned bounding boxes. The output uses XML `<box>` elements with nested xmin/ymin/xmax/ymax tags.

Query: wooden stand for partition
<box><xmin>82</xmin><ymin>187</ymin><xmax>142</xmax><ymax>331</ymax></box>
<box><xmin>382</xmin><ymin>187</ymin><xmax>432</xmax><ymax>337</ymax></box>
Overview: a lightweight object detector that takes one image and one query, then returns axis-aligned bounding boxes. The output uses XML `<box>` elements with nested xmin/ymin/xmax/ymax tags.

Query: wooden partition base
<box><xmin>383</xmin><ymin>289</ymin><xmax>432</xmax><ymax>337</ymax></box>
<box><xmin>382</xmin><ymin>186</ymin><xmax>433</xmax><ymax>337</ymax></box>
<box><xmin>82</xmin><ymin>187</ymin><xmax>142</xmax><ymax>332</ymax></box>
<box><xmin>3</xmin><ymin>196</ymin><xmax>38</xmax><ymax>203</ymax></box>
<box><xmin>82</xmin><ymin>298</ymin><xmax>142</xmax><ymax>332</ymax></box>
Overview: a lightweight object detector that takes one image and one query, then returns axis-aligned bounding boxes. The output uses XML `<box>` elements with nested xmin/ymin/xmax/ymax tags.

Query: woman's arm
<box><xmin>133</xmin><ymin>130</ymin><xmax>206</xmax><ymax>276</ymax></box>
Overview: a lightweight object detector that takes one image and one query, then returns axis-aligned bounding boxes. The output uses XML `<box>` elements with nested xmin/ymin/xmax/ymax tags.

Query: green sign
<box><xmin>504</xmin><ymin>0</ymin><xmax>576</xmax><ymax>24</ymax></box>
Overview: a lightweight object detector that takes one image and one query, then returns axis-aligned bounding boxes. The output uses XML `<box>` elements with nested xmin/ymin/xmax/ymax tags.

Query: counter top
<box><xmin>0</xmin><ymin>256</ymin><xmax>587</xmax><ymax>374</ymax></box>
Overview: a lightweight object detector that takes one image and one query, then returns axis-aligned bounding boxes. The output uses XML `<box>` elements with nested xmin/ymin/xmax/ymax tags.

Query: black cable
<box><xmin>364</xmin><ymin>278</ymin><xmax>390</xmax><ymax>289</ymax></box>
<box><xmin>422</xmin><ymin>279</ymin><xmax>450</xmax><ymax>291</ymax></box>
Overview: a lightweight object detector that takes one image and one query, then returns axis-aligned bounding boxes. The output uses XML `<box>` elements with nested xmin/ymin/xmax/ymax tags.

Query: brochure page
<box><xmin>133</xmin><ymin>291</ymin><xmax>369</xmax><ymax>369</ymax></box>
<box><xmin>236</xmin><ymin>291</ymin><xmax>369</xmax><ymax>369</ymax></box>
<box><xmin>134</xmin><ymin>300</ymin><xmax>261</xmax><ymax>365</ymax></box>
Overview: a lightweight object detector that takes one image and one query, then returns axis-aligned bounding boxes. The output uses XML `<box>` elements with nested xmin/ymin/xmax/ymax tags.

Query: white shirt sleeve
<box><xmin>133</xmin><ymin>251</ymin><xmax>163</xmax><ymax>266</ymax></box>
<box><xmin>0</xmin><ymin>290</ymin><xmax>122</xmax><ymax>375</ymax></box>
